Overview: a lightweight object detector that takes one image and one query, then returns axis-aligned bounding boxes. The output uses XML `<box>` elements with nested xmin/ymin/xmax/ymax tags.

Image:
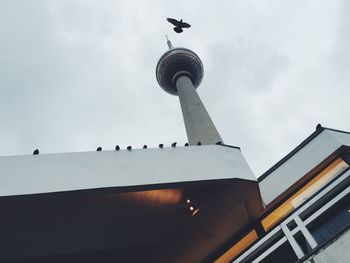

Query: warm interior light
<box><xmin>261</xmin><ymin>158</ymin><xmax>349</xmax><ymax>231</ymax></box>
<box><xmin>189</xmin><ymin>205</ymin><xmax>194</xmax><ymax>211</ymax></box>
<box><xmin>186</xmin><ymin>199</ymin><xmax>191</xmax><ymax>204</ymax></box>
<box><xmin>215</xmin><ymin>230</ymin><xmax>258</xmax><ymax>263</ymax></box>
<box><xmin>108</xmin><ymin>188</ymin><xmax>183</xmax><ymax>206</ymax></box>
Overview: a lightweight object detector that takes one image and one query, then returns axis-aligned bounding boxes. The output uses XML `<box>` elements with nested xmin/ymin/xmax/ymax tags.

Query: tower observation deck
<box><xmin>156</xmin><ymin>39</ymin><xmax>223</xmax><ymax>145</ymax></box>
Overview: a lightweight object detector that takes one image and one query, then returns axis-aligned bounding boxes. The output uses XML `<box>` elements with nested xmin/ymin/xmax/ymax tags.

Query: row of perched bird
<box><xmin>96</xmin><ymin>142</ymin><xmax>195</xmax><ymax>152</ymax></box>
<box><xmin>32</xmin><ymin>142</ymin><xmax>223</xmax><ymax>155</ymax></box>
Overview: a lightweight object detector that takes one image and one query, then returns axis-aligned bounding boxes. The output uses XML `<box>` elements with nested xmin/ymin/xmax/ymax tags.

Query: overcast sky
<box><xmin>0</xmin><ymin>0</ymin><xmax>349</xmax><ymax>177</ymax></box>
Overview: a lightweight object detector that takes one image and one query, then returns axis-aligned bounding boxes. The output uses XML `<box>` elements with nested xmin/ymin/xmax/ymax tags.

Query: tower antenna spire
<box><xmin>166</xmin><ymin>35</ymin><xmax>173</xmax><ymax>50</ymax></box>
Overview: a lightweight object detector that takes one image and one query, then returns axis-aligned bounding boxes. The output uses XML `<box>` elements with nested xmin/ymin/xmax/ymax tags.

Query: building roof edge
<box><xmin>258</xmin><ymin>126</ymin><xmax>350</xmax><ymax>182</ymax></box>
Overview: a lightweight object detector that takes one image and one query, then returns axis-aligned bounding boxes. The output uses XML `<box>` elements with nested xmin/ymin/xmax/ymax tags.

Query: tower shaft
<box><xmin>176</xmin><ymin>76</ymin><xmax>223</xmax><ymax>145</ymax></box>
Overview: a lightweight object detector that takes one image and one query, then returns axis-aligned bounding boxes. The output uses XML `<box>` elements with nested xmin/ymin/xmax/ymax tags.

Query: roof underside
<box><xmin>0</xmin><ymin>179</ymin><xmax>262</xmax><ymax>262</ymax></box>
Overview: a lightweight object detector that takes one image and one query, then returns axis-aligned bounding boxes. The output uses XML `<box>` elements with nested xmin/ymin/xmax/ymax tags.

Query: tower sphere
<box><xmin>156</xmin><ymin>48</ymin><xmax>204</xmax><ymax>95</ymax></box>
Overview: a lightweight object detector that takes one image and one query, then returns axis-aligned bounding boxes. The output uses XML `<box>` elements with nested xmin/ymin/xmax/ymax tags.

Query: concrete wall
<box><xmin>307</xmin><ymin>229</ymin><xmax>350</xmax><ymax>263</ymax></box>
<box><xmin>0</xmin><ymin>145</ymin><xmax>255</xmax><ymax>197</ymax></box>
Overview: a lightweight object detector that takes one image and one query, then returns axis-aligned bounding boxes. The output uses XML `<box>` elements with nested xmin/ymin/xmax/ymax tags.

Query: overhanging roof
<box><xmin>259</xmin><ymin>127</ymin><xmax>350</xmax><ymax>205</ymax></box>
<box><xmin>0</xmin><ymin>145</ymin><xmax>263</xmax><ymax>262</ymax></box>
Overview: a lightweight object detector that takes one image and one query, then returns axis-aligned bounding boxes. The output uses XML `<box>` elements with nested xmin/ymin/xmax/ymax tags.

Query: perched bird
<box><xmin>167</xmin><ymin>18</ymin><xmax>191</xmax><ymax>33</ymax></box>
<box><xmin>115</xmin><ymin>145</ymin><xmax>120</xmax><ymax>151</ymax></box>
<box><xmin>33</xmin><ymin>149</ymin><xmax>39</xmax><ymax>155</ymax></box>
<box><xmin>96</xmin><ymin>147</ymin><xmax>102</xmax><ymax>151</ymax></box>
<box><xmin>197</xmin><ymin>142</ymin><xmax>202</xmax><ymax>146</ymax></box>
<box><xmin>184</xmin><ymin>143</ymin><xmax>189</xmax><ymax>147</ymax></box>
<box><xmin>143</xmin><ymin>145</ymin><xmax>148</xmax><ymax>149</ymax></box>
<box><xmin>216</xmin><ymin>141</ymin><xmax>223</xmax><ymax>145</ymax></box>
<box><xmin>159</xmin><ymin>144</ymin><xmax>164</xmax><ymax>149</ymax></box>
<box><xmin>171</xmin><ymin>142</ymin><xmax>177</xmax><ymax>148</ymax></box>
<box><xmin>127</xmin><ymin>146</ymin><xmax>132</xmax><ymax>151</ymax></box>
<box><xmin>316</xmin><ymin>123</ymin><xmax>322</xmax><ymax>130</ymax></box>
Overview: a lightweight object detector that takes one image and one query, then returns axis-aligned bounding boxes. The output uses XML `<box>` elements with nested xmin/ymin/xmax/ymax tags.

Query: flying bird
<box><xmin>167</xmin><ymin>18</ymin><xmax>191</xmax><ymax>33</ymax></box>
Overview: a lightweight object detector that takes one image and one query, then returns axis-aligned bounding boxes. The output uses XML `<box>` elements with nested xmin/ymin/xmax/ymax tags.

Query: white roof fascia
<box><xmin>259</xmin><ymin>129</ymin><xmax>350</xmax><ymax>205</ymax></box>
<box><xmin>0</xmin><ymin>145</ymin><xmax>255</xmax><ymax>197</ymax></box>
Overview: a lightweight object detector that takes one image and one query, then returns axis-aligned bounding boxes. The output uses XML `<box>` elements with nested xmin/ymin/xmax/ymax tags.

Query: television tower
<box><xmin>156</xmin><ymin>37</ymin><xmax>223</xmax><ymax>145</ymax></box>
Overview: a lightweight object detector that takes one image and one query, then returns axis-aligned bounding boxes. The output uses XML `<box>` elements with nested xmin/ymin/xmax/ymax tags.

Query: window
<box><xmin>260</xmin><ymin>242</ymin><xmax>297</xmax><ymax>263</ymax></box>
<box><xmin>309</xmin><ymin>195</ymin><xmax>350</xmax><ymax>245</ymax></box>
<box><xmin>261</xmin><ymin>158</ymin><xmax>349</xmax><ymax>231</ymax></box>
